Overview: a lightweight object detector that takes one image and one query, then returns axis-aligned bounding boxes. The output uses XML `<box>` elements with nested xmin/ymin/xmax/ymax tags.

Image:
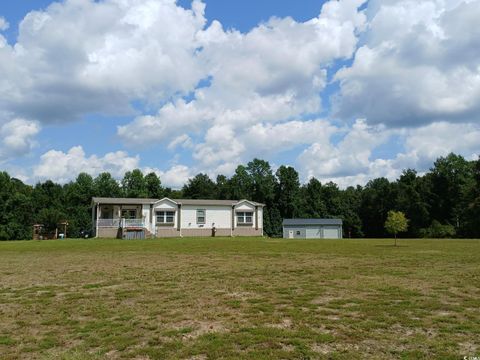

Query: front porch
<box><xmin>92</xmin><ymin>203</ymin><xmax>150</xmax><ymax>238</ymax></box>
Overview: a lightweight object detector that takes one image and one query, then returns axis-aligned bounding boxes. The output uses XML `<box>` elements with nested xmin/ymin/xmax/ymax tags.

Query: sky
<box><xmin>0</xmin><ymin>0</ymin><xmax>479</xmax><ymax>188</ymax></box>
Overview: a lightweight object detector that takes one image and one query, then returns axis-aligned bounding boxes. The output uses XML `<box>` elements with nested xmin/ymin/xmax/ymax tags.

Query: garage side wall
<box><xmin>283</xmin><ymin>224</ymin><xmax>343</xmax><ymax>239</ymax></box>
<box><xmin>283</xmin><ymin>226</ymin><xmax>306</xmax><ymax>239</ymax></box>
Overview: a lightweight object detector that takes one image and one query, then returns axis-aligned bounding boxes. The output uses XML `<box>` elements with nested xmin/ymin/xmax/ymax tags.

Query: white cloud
<box><xmin>0</xmin><ymin>118</ymin><xmax>40</xmax><ymax>162</ymax></box>
<box><xmin>0</xmin><ymin>0</ymin><xmax>208</xmax><ymax>123</ymax></box>
<box><xmin>0</xmin><ymin>16</ymin><xmax>9</xmax><ymax>31</ymax></box>
<box><xmin>144</xmin><ymin>164</ymin><xmax>193</xmax><ymax>189</ymax></box>
<box><xmin>167</xmin><ymin>134</ymin><xmax>193</xmax><ymax>150</ymax></box>
<box><xmin>31</xmin><ymin>145</ymin><xmax>193</xmax><ymax>188</ymax></box>
<box><xmin>334</xmin><ymin>0</ymin><xmax>480</xmax><ymax>127</ymax></box>
<box><xmin>298</xmin><ymin>120</ymin><xmax>480</xmax><ymax>188</ymax></box>
<box><xmin>4</xmin><ymin>0</ymin><xmax>479</xmax><ymax>189</ymax></box>
<box><xmin>298</xmin><ymin>119</ymin><xmax>391</xmax><ymax>181</ymax></box>
<box><xmin>118</xmin><ymin>0</ymin><xmax>368</xmax><ymax>175</ymax></box>
<box><xmin>398</xmin><ymin>121</ymin><xmax>480</xmax><ymax>170</ymax></box>
<box><xmin>33</xmin><ymin>146</ymin><xmax>140</xmax><ymax>183</ymax></box>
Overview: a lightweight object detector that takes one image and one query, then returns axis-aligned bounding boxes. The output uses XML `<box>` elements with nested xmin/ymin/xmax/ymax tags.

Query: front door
<box><xmin>101</xmin><ymin>207</ymin><xmax>113</xmax><ymax>219</ymax></box>
<box><xmin>288</xmin><ymin>230</ymin><xmax>294</xmax><ymax>239</ymax></box>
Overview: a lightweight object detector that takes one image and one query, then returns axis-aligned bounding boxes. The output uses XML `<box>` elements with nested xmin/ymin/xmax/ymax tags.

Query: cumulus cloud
<box><xmin>0</xmin><ymin>0</ymin><xmax>208</xmax><ymax>123</ymax></box>
<box><xmin>298</xmin><ymin>119</ymin><xmax>391</xmax><ymax>180</ymax></box>
<box><xmin>118</xmin><ymin>0</ymin><xmax>368</xmax><ymax>172</ymax></box>
<box><xmin>334</xmin><ymin>0</ymin><xmax>480</xmax><ymax>127</ymax></box>
<box><xmin>33</xmin><ymin>146</ymin><xmax>140</xmax><ymax>183</ymax></box>
<box><xmin>298</xmin><ymin>120</ymin><xmax>480</xmax><ymax>188</ymax></box>
<box><xmin>3</xmin><ymin>0</ymin><xmax>480</xmax><ymax>188</ymax></box>
<box><xmin>144</xmin><ymin>164</ymin><xmax>193</xmax><ymax>189</ymax></box>
<box><xmin>32</xmin><ymin>145</ymin><xmax>193</xmax><ymax>188</ymax></box>
<box><xmin>0</xmin><ymin>118</ymin><xmax>40</xmax><ymax>162</ymax></box>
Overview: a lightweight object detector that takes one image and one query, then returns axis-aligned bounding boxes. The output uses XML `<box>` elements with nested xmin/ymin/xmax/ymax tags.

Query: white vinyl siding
<box><xmin>181</xmin><ymin>205</ymin><xmax>231</xmax><ymax>229</ymax></box>
<box><xmin>283</xmin><ymin>227</ymin><xmax>306</xmax><ymax>239</ymax></box>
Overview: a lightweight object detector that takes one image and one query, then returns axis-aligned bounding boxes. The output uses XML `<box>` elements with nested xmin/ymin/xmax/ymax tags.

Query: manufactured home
<box><xmin>282</xmin><ymin>219</ymin><xmax>343</xmax><ymax>239</ymax></box>
<box><xmin>91</xmin><ymin>197</ymin><xmax>264</xmax><ymax>239</ymax></box>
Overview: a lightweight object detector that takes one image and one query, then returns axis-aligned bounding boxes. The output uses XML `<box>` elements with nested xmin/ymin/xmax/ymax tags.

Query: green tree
<box><xmin>322</xmin><ymin>182</ymin><xmax>343</xmax><ymax>217</ymax></box>
<box><xmin>395</xmin><ymin>169</ymin><xmax>430</xmax><ymax>237</ymax></box>
<box><xmin>275</xmin><ymin>165</ymin><xmax>300</xmax><ymax>219</ymax></box>
<box><xmin>64</xmin><ymin>173</ymin><xmax>94</xmax><ymax>237</ymax></box>
<box><xmin>122</xmin><ymin>169</ymin><xmax>148</xmax><ymax>198</ymax></box>
<box><xmin>419</xmin><ymin>220</ymin><xmax>456</xmax><ymax>238</ymax></box>
<box><xmin>229</xmin><ymin>165</ymin><xmax>252</xmax><ymax>200</ymax></box>
<box><xmin>246</xmin><ymin>159</ymin><xmax>276</xmax><ymax>205</ymax></box>
<box><xmin>0</xmin><ymin>172</ymin><xmax>34</xmax><ymax>240</ymax></box>
<box><xmin>93</xmin><ymin>172</ymin><xmax>122</xmax><ymax>197</ymax></box>
<box><xmin>429</xmin><ymin>153</ymin><xmax>474</xmax><ymax>235</ymax></box>
<box><xmin>298</xmin><ymin>178</ymin><xmax>327</xmax><ymax>218</ymax></box>
<box><xmin>216</xmin><ymin>175</ymin><xmax>231</xmax><ymax>200</ymax></box>
<box><xmin>385</xmin><ymin>210</ymin><xmax>409</xmax><ymax>246</ymax></box>
<box><xmin>182</xmin><ymin>173</ymin><xmax>217</xmax><ymax>199</ymax></box>
<box><xmin>37</xmin><ymin>208</ymin><xmax>67</xmax><ymax>235</ymax></box>
<box><xmin>144</xmin><ymin>172</ymin><xmax>164</xmax><ymax>198</ymax></box>
<box><xmin>246</xmin><ymin>159</ymin><xmax>278</xmax><ymax>236</ymax></box>
<box><xmin>339</xmin><ymin>186</ymin><xmax>364</xmax><ymax>238</ymax></box>
<box><xmin>360</xmin><ymin>178</ymin><xmax>397</xmax><ymax>238</ymax></box>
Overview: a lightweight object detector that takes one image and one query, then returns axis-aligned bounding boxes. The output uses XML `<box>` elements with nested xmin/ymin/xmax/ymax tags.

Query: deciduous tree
<box><xmin>385</xmin><ymin>211</ymin><xmax>409</xmax><ymax>246</ymax></box>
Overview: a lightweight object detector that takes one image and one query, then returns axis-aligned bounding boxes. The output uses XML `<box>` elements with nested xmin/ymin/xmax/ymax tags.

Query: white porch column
<box><xmin>95</xmin><ymin>203</ymin><xmax>100</xmax><ymax>238</ymax></box>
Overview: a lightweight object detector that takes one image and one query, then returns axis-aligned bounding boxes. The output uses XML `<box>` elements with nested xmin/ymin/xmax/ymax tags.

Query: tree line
<box><xmin>1</xmin><ymin>153</ymin><xmax>479</xmax><ymax>240</ymax></box>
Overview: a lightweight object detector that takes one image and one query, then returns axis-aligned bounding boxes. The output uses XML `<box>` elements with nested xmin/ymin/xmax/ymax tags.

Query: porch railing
<box><xmin>123</xmin><ymin>219</ymin><xmax>145</xmax><ymax>228</ymax></box>
<box><xmin>96</xmin><ymin>219</ymin><xmax>145</xmax><ymax>228</ymax></box>
<box><xmin>97</xmin><ymin>219</ymin><xmax>121</xmax><ymax>227</ymax></box>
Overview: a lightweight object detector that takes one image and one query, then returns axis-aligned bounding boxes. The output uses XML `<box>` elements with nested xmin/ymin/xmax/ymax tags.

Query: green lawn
<box><xmin>0</xmin><ymin>238</ymin><xmax>479</xmax><ymax>359</ymax></box>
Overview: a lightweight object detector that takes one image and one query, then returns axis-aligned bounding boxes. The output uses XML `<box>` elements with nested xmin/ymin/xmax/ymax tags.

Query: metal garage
<box><xmin>282</xmin><ymin>219</ymin><xmax>343</xmax><ymax>239</ymax></box>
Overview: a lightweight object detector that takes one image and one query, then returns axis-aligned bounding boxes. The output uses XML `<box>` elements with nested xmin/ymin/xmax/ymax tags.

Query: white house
<box><xmin>91</xmin><ymin>197</ymin><xmax>265</xmax><ymax>239</ymax></box>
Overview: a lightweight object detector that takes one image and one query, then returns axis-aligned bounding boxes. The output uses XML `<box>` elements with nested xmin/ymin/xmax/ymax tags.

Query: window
<box><xmin>237</xmin><ymin>212</ymin><xmax>253</xmax><ymax>224</ymax></box>
<box><xmin>121</xmin><ymin>209</ymin><xmax>137</xmax><ymax>219</ymax></box>
<box><xmin>196</xmin><ymin>209</ymin><xmax>206</xmax><ymax>224</ymax></box>
<box><xmin>296</xmin><ymin>231</ymin><xmax>301</xmax><ymax>235</ymax></box>
<box><xmin>156</xmin><ymin>211</ymin><xmax>175</xmax><ymax>224</ymax></box>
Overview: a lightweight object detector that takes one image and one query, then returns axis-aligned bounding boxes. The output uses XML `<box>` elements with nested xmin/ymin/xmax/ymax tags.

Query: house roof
<box><xmin>172</xmin><ymin>199</ymin><xmax>265</xmax><ymax>206</ymax></box>
<box><xmin>282</xmin><ymin>218</ymin><xmax>343</xmax><ymax>226</ymax></box>
<box><xmin>92</xmin><ymin>197</ymin><xmax>157</xmax><ymax>205</ymax></box>
<box><xmin>92</xmin><ymin>197</ymin><xmax>265</xmax><ymax>207</ymax></box>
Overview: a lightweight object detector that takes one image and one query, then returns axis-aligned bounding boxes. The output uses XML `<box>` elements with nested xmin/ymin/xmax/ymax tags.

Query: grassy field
<box><xmin>0</xmin><ymin>237</ymin><xmax>479</xmax><ymax>359</ymax></box>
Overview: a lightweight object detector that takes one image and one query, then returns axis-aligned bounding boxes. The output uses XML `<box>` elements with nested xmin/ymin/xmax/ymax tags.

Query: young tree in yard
<box><xmin>385</xmin><ymin>211</ymin><xmax>409</xmax><ymax>246</ymax></box>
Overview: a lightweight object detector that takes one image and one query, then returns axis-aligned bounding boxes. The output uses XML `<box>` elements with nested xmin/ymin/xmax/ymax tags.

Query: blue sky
<box><xmin>0</xmin><ymin>0</ymin><xmax>479</xmax><ymax>187</ymax></box>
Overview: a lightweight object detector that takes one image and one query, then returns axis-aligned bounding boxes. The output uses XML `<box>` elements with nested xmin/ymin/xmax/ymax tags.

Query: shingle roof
<box><xmin>92</xmin><ymin>197</ymin><xmax>265</xmax><ymax>206</ymax></box>
<box><xmin>282</xmin><ymin>218</ymin><xmax>343</xmax><ymax>226</ymax></box>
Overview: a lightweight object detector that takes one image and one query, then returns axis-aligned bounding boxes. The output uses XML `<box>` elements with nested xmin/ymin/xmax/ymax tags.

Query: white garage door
<box><xmin>323</xmin><ymin>227</ymin><xmax>340</xmax><ymax>239</ymax></box>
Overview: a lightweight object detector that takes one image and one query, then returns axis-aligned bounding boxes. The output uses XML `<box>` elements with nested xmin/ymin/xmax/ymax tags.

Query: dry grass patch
<box><xmin>0</xmin><ymin>237</ymin><xmax>479</xmax><ymax>359</ymax></box>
